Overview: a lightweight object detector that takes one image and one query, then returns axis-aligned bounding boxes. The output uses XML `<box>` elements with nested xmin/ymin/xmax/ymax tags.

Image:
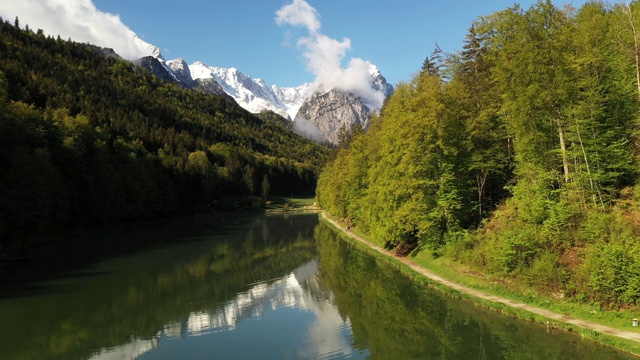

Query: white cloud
<box><xmin>0</xmin><ymin>0</ymin><xmax>158</xmax><ymax>60</ymax></box>
<box><xmin>275</xmin><ymin>0</ymin><xmax>384</xmax><ymax>110</ymax></box>
<box><xmin>275</xmin><ymin>0</ymin><xmax>321</xmax><ymax>34</ymax></box>
<box><xmin>298</xmin><ymin>33</ymin><xmax>351</xmax><ymax>84</ymax></box>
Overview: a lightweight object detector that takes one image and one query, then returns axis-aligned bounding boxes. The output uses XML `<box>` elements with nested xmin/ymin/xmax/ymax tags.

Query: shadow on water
<box><xmin>0</xmin><ymin>212</ymin><xmax>320</xmax><ymax>360</ymax></box>
<box><xmin>0</xmin><ymin>212</ymin><xmax>247</xmax><ymax>296</ymax></box>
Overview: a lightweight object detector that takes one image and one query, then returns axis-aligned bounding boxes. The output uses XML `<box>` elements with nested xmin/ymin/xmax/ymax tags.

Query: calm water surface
<box><xmin>0</xmin><ymin>213</ymin><xmax>635</xmax><ymax>359</ymax></box>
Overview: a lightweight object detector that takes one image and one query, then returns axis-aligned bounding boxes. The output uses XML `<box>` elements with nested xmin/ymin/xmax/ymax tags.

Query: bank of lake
<box><xmin>320</xmin><ymin>212</ymin><xmax>640</xmax><ymax>357</ymax></box>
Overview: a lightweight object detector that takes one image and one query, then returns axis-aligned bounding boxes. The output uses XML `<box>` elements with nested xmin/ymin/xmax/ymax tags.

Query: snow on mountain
<box><xmin>180</xmin><ymin>60</ymin><xmax>391</xmax><ymax>126</ymax></box>
<box><xmin>292</xmin><ymin>63</ymin><xmax>395</xmax><ymax>145</ymax></box>
<box><xmin>132</xmin><ymin>56</ymin><xmax>177</xmax><ymax>84</ymax></box>
<box><xmin>188</xmin><ymin>61</ymin><xmax>312</xmax><ymax>120</ymax></box>
<box><xmin>126</xmin><ymin>35</ymin><xmax>393</xmax><ymax>141</ymax></box>
<box><xmin>130</xmin><ymin>35</ymin><xmax>185</xmax><ymax>85</ymax></box>
<box><xmin>272</xmin><ymin>83</ymin><xmax>315</xmax><ymax>120</ymax></box>
<box><xmin>166</xmin><ymin>58</ymin><xmax>194</xmax><ymax>85</ymax></box>
<box><xmin>294</xmin><ymin>89</ymin><xmax>372</xmax><ymax>145</ymax></box>
<box><xmin>132</xmin><ymin>34</ymin><xmax>163</xmax><ymax>60</ymax></box>
<box><xmin>132</xmin><ymin>53</ymin><xmax>393</xmax><ymax>145</ymax></box>
<box><xmin>368</xmin><ymin>64</ymin><xmax>394</xmax><ymax>100</ymax></box>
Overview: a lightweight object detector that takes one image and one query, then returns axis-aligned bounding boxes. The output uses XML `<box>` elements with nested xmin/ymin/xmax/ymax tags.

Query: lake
<box><xmin>0</xmin><ymin>213</ymin><xmax>635</xmax><ymax>359</ymax></box>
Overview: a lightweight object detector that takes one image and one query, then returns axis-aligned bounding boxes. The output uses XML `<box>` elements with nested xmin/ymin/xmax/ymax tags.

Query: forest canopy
<box><xmin>317</xmin><ymin>0</ymin><xmax>640</xmax><ymax>308</ymax></box>
<box><xmin>0</xmin><ymin>17</ymin><xmax>328</xmax><ymax>248</ymax></box>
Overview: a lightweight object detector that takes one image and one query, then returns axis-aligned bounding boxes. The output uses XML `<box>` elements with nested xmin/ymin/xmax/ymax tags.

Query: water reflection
<box><xmin>184</xmin><ymin>261</ymin><xmax>321</xmax><ymax>337</ymax></box>
<box><xmin>0</xmin><ymin>214</ymin><xmax>636</xmax><ymax>360</ymax></box>
<box><xmin>88</xmin><ymin>336</ymin><xmax>160</xmax><ymax>360</ymax></box>
<box><xmin>0</xmin><ymin>214</ymin><xmax>320</xmax><ymax>360</ymax></box>
<box><xmin>123</xmin><ymin>259</ymin><xmax>364</xmax><ymax>360</ymax></box>
<box><xmin>87</xmin><ymin>258</ymin><xmax>351</xmax><ymax>360</ymax></box>
<box><xmin>313</xmin><ymin>222</ymin><xmax>637</xmax><ymax>360</ymax></box>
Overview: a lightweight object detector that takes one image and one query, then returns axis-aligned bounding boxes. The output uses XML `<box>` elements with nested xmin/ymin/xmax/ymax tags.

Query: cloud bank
<box><xmin>275</xmin><ymin>0</ymin><xmax>385</xmax><ymax>110</ymax></box>
<box><xmin>0</xmin><ymin>0</ymin><xmax>158</xmax><ymax>60</ymax></box>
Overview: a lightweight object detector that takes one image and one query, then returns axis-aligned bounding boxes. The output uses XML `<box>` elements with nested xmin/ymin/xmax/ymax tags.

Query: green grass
<box><xmin>319</xmin><ymin>213</ymin><xmax>640</xmax><ymax>357</ymax></box>
<box><xmin>412</xmin><ymin>251</ymin><xmax>640</xmax><ymax>332</ymax></box>
<box><xmin>264</xmin><ymin>195</ymin><xmax>317</xmax><ymax>211</ymax></box>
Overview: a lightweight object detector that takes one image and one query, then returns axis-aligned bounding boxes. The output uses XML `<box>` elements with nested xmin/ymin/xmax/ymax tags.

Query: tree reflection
<box><xmin>314</xmin><ymin>222</ymin><xmax>636</xmax><ymax>360</ymax></box>
<box><xmin>0</xmin><ymin>214</ymin><xmax>318</xmax><ymax>360</ymax></box>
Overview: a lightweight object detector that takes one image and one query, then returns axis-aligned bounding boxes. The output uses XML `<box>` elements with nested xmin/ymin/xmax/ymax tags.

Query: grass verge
<box><xmin>264</xmin><ymin>195</ymin><xmax>319</xmax><ymax>212</ymax></box>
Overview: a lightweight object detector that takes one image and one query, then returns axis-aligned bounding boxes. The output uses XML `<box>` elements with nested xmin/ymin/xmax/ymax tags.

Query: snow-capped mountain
<box><xmin>122</xmin><ymin>35</ymin><xmax>394</xmax><ymax>144</ymax></box>
<box><xmin>133</xmin><ymin>56</ymin><xmax>177</xmax><ymax>84</ymax></box>
<box><xmin>180</xmin><ymin>60</ymin><xmax>393</xmax><ymax>145</ymax></box>
<box><xmin>272</xmin><ymin>83</ymin><xmax>315</xmax><ymax>120</ymax></box>
<box><xmin>293</xmin><ymin>65</ymin><xmax>394</xmax><ymax>145</ymax></box>
<box><xmin>166</xmin><ymin>58</ymin><xmax>193</xmax><ymax>85</ymax></box>
<box><xmin>165</xmin><ymin>59</ymin><xmax>233</xmax><ymax>101</ymax></box>
<box><xmin>188</xmin><ymin>61</ymin><xmax>311</xmax><ymax>120</ymax></box>
<box><xmin>132</xmin><ymin>34</ymin><xmax>163</xmax><ymax>60</ymax></box>
<box><xmin>293</xmin><ymin>88</ymin><xmax>373</xmax><ymax>145</ymax></box>
<box><xmin>369</xmin><ymin>65</ymin><xmax>395</xmax><ymax>99</ymax></box>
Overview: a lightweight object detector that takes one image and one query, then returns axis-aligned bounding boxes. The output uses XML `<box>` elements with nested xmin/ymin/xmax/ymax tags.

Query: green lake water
<box><xmin>0</xmin><ymin>213</ymin><xmax>635</xmax><ymax>359</ymax></box>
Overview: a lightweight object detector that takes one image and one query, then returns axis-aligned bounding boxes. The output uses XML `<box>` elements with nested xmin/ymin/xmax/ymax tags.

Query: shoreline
<box><xmin>320</xmin><ymin>211</ymin><xmax>640</xmax><ymax>352</ymax></box>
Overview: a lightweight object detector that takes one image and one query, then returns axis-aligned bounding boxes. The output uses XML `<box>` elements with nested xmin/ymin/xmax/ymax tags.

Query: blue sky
<box><xmin>3</xmin><ymin>0</ymin><xmax>588</xmax><ymax>87</ymax></box>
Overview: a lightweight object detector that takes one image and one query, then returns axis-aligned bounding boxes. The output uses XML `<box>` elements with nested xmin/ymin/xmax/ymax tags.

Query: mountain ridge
<box><xmin>123</xmin><ymin>33</ymin><xmax>394</xmax><ymax>145</ymax></box>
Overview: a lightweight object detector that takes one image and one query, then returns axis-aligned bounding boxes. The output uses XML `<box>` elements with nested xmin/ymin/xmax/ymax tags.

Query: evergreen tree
<box><xmin>421</xmin><ymin>43</ymin><xmax>444</xmax><ymax>76</ymax></box>
<box><xmin>0</xmin><ymin>20</ymin><xmax>329</xmax><ymax>247</ymax></box>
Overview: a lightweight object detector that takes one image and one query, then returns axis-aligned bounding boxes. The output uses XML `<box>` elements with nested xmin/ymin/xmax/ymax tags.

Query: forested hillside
<box><xmin>317</xmin><ymin>0</ymin><xmax>640</xmax><ymax>308</ymax></box>
<box><xmin>0</xmin><ymin>18</ymin><xmax>328</xmax><ymax>248</ymax></box>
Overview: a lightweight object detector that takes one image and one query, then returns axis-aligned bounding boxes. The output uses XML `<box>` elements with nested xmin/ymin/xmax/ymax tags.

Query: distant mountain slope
<box><xmin>188</xmin><ymin>61</ymin><xmax>311</xmax><ymax>120</ymax></box>
<box><xmin>293</xmin><ymin>88</ymin><xmax>372</xmax><ymax>145</ymax></box>
<box><xmin>0</xmin><ymin>19</ymin><xmax>328</xmax><ymax>247</ymax></box>
<box><xmin>122</xmin><ymin>29</ymin><xmax>394</xmax><ymax>145</ymax></box>
<box><xmin>293</xmin><ymin>65</ymin><xmax>394</xmax><ymax>145</ymax></box>
<box><xmin>165</xmin><ymin>58</ymin><xmax>234</xmax><ymax>101</ymax></box>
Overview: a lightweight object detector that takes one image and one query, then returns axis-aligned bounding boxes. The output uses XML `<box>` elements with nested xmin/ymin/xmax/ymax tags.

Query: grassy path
<box><xmin>321</xmin><ymin>212</ymin><xmax>640</xmax><ymax>344</ymax></box>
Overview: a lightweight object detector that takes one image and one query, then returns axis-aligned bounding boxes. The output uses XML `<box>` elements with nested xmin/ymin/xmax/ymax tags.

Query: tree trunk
<box><xmin>622</xmin><ymin>2</ymin><xmax>640</xmax><ymax>100</ymax></box>
<box><xmin>476</xmin><ymin>171</ymin><xmax>488</xmax><ymax>223</ymax></box>
<box><xmin>557</xmin><ymin>117</ymin><xmax>570</xmax><ymax>182</ymax></box>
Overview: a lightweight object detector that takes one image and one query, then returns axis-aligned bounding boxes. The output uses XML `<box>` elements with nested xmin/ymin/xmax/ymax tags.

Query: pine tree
<box><xmin>420</xmin><ymin>43</ymin><xmax>444</xmax><ymax>76</ymax></box>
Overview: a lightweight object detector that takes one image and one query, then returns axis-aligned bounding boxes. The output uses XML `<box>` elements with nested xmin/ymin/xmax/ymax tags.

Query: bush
<box><xmin>579</xmin><ymin>211</ymin><xmax>612</xmax><ymax>245</ymax></box>
<box><xmin>583</xmin><ymin>240</ymin><xmax>640</xmax><ymax>307</ymax></box>
<box><xmin>493</xmin><ymin>226</ymin><xmax>541</xmax><ymax>274</ymax></box>
<box><xmin>238</xmin><ymin>196</ymin><xmax>265</xmax><ymax>211</ymax></box>
<box><xmin>441</xmin><ymin>230</ymin><xmax>474</xmax><ymax>261</ymax></box>
<box><xmin>524</xmin><ymin>250</ymin><xmax>565</xmax><ymax>292</ymax></box>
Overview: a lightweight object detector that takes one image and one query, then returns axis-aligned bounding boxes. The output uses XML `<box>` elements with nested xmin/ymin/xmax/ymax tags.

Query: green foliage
<box><xmin>316</xmin><ymin>221</ymin><xmax>636</xmax><ymax>360</ymax></box>
<box><xmin>0</xmin><ymin>18</ymin><xmax>328</xmax><ymax>248</ymax></box>
<box><xmin>495</xmin><ymin>226</ymin><xmax>543</xmax><ymax>274</ymax></box>
<box><xmin>584</xmin><ymin>240</ymin><xmax>640</xmax><ymax>307</ymax></box>
<box><xmin>317</xmin><ymin>1</ymin><xmax>640</xmax><ymax>308</ymax></box>
<box><xmin>525</xmin><ymin>250</ymin><xmax>566</xmax><ymax>291</ymax></box>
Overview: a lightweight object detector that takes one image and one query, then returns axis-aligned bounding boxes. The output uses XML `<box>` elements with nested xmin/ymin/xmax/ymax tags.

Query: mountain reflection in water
<box><xmin>90</xmin><ymin>259</ymin><xmax>363</xmax><ymax>360</ymax></box>
<box><xmin>0</xmin><ymin>214</ymin><xmax>635</xmax><ymax>360</ymax></box>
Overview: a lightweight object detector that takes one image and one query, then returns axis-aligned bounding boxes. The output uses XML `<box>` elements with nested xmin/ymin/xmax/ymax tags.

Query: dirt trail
<box><xmin>321</xmin><ymin>212</ymin><xmax>640</xmax><ymax>343</ymax></box>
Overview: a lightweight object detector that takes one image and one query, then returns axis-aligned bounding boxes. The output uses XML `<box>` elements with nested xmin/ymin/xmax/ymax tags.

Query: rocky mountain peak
<box><xmin>370</xmin><ymin>69</ymin><xmax>394</xmax><ymax>99</ymax></box>
<box><xmin>166</xmin><ymin>58</ymin><xmax>193</xmax><ymax>85</ymax></box>
<box><xmin>132</xmin><ymin>34</ymin><xmax>163</xmax><ymax>60</ymax></box>
<box><xmin>132</xmin><ymin>56</ymin><xmax>176</xmax><ymax>84</ymax></box>
<box><xmin>293</xmin><ymin>88</ymin><xmax>373</xmax><ymax>145</ymax></box>
<box><xmin>119</xmin><ymin>34</ymin><xmax>393</xmax><ymax>145</ymax></box>
<box><xmin>291</xmin><ymin>63</ymin><xmax>395</xmax><ymax>145</ymax></box>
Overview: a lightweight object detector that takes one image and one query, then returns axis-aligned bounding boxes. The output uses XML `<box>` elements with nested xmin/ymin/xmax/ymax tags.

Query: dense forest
<box><xmin>0</xmin><ymin>18</ymin><xmax>328</xmax><ymax>249</ymax></box>
<box><xmin>317</xmin><ymin>0</ymin><xmax>640</xmax><ymax>308</ymax></box>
